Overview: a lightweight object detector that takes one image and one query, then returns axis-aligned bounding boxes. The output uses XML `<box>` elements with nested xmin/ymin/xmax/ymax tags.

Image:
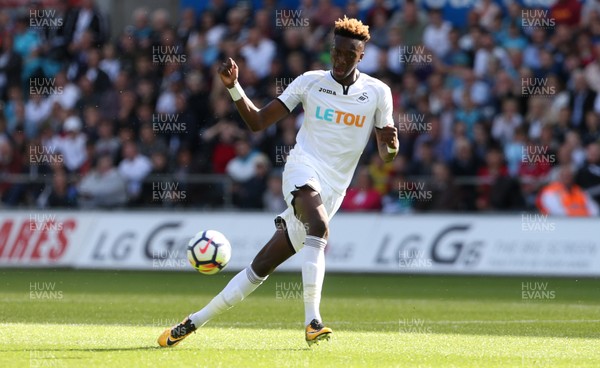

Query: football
<box><xmin>187</xmin><ymin>230</ymin><xmax>232</xmax><ymax>274</ymax></box>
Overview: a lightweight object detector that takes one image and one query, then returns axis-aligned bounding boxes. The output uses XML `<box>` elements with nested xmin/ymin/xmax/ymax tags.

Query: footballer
<box><xmin>158</xmin><ymin>16</ymin><xmax>398</xmax><ymax>347</ymax></box>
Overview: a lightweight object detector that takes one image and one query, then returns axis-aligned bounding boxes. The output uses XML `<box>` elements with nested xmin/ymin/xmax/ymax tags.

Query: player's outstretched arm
<box><xmin>218</xmin><ymin>58</ymin><xmax>289</xmax><ymax>132</ymax></box>
<box><xmin>375</xmin><ymin>125</ymin><xmax>399</xmax><ymax>163</ymax></box>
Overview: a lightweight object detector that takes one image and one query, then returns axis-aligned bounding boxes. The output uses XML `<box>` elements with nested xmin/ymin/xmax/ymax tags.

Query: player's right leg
<box><xmin>157</xmin><ymin>228</ymin><xmax>294</xmax><ymax>347</ymax></box>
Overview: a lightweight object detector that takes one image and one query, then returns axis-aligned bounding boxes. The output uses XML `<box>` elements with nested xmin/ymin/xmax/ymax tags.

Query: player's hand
<box><xmin>218</xmin><ymin>58</ymin><xmax>239</xmax><ymax>89</ymax></box>
<box><xmin>379</xmin><ymin>124</ymin><xmax>398</xmax><ymax>150</ymax></box>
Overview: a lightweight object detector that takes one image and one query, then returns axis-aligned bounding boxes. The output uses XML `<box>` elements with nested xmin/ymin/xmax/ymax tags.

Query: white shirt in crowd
<box><xmin>423</xmin><ymin>21</ymin><xmax>451</xmax><ymax>58</ymax></box>
<box><xmin>240</xmin><ymin>38</ymin><xmax>276</xmax><ymax>79</ymax></box>
<box><xmin>49</xmin><ymin>83</ymin><xmax>81</xmax><ymax>110</ymax></box>
<box><xmin>226</xmin><ymin>151</ymin><xmax>261</xmax><ymax>182</ymax></box>
<box><xmin>118</xmin><ymin>154</ymin><xmax>152</xmax><ymax>197</ymax></box>
<box><xmin>51</xmin><ymin>133</ymin><xmax>87</xmax><ymax>171</ymax></box>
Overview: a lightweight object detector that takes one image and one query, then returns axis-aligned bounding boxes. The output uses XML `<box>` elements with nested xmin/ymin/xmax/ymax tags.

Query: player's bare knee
<box><xmin>306</xmin><ymin>216</ymin><xmax>329</xmax><ymax>239</ymax></box>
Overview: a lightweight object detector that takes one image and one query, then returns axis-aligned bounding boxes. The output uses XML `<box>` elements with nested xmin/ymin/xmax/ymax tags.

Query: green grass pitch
<box><xmin>1</xmin><ymin>269</ymin><xmax>599</xmax><ymax>367</ymax></box>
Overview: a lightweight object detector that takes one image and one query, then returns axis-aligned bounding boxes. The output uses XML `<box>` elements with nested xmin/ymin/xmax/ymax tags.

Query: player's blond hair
<box><xmin>334</xmin><ymin>15</ymin><xmax>370</xmax><ymax>42</ymax></box>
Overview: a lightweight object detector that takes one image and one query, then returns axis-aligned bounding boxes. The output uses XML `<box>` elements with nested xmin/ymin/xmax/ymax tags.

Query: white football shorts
<box><xmin>275</xmin><ymin>160</ymin><xmax>345</xmax><ymax>252</ymax></box>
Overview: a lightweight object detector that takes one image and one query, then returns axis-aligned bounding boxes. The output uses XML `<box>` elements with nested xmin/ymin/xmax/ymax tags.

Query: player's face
<box><xmin>330</xmin><ymin>36</ymin><xmax>364</xmax><ymax>81</ymax></box>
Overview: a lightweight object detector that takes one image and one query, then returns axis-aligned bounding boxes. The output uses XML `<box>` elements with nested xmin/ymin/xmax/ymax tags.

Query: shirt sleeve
<box><xmin>540</xmin><ymin>191</ymin><xmax>566</xmax><ymax>216</ymax></box>
<box><xmin>276</xmin><ymin>74</ymin><xmax>307</xmax><ymax>113</ymax></box>
<box><xmin>374</xmin><ymin>85</ymin><xmax>394</xmax><ymax>129</ymax></box>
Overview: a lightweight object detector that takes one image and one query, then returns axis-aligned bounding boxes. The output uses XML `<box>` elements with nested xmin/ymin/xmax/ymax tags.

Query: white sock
<box><xmin>190</xmin><ymin>266</ymin><xmax>267</xmax><ymax>327</ymax></box>
<box><xmin>302</xmin><ymin>235</ymin><xmax>327</xmax><ymax>326</ymax></box>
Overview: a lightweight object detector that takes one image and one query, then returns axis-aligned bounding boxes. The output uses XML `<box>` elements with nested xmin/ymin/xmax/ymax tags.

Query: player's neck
<box><xmin>331</xmin><ymin>69</ymin><xmax>360</xmax><ymax>86</ymax></box>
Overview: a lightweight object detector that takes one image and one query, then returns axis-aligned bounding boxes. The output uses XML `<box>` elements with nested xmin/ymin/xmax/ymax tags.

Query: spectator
<box><xmin>473</xmin><ymin>0</ymin><xmax>501</xmax><ymax>31</ymax></box>
<box><xmin>24</xmin><ymin>93</ymin><xmax>52</xmax><ymax>139</ymax></box>
<box><xmin>117</xmin><ymin>140</ymin><xmax>152</xmax><ymax>203</ymax></box>
<box><xmin>423</xmin><ymin>9</ymin><xmax>451</xmax><ymax>59</ymax></box>
<box><xmin>568</xmin><ymin>70</ymin><xmax>596</xmax><ymax>132</ymax></box>
<box><xmin>48</xmin><ymin>71</ymin><xmax>81</xmax><ymax>111</ymax></box>
<box><xmin>140</xmin><ymin>151</ymin><xmax>174</xmax><ymax>207</ymax></box>
<box><xmin>129</xmin><ymin>7</ymin><xmax>152</xmax><ymax>47</ymax></box>
<box><xmin>0</xmin><ymin>137</ymin><xmax>23</xmax><ymax>204</ymax></box>
<box><xmin>65</xmin><ymin>0</ymin><xmax>108</xmax><ymax>47</ymax></box>
<box><xmin>519</xmin><ymin>141</ymin><xmax>554</xmax><ymax>208</ymax></box>
<box><xmin>78</xmin><ymin>154</ymin><xmax>127</xmax><ymax>208</ymax></box>
<box><xmin>99</xmin><ymin>43</ymin><xmax>121</xmax><ymax>82</ymax></box>
<box><xmin>504</xmin><ymin>127</ymin><xmax>527</xmax><ymax>177</ymax></box>
<box><xmin>138</xmin><ymin>123</ymin><xmax>168</xmax><ymax>158</ymax></box>
<box><xmin>450</xmin><ymin>138</ymin><xmax>479</xmax><ymax>210</ymax></box>
<box><xmin>550</xmin><ymin>0</ymin><xmax>582</xmax><ymax>27</ymax></box>
<box><xmin>455</xmin><ymin>93</ymin><xmax>482</xmax><ymax>140</ymax></box>
<box><xmin>408</xmin><ymin>140</ymin><xmax>436</xmax><ymax>177</ymax></box>
<box><xmin>476</xmin><ymin>146</ymin><xmax>509</xmax><ymax>210</ymax></box>
<box><xmin>492</xmin><ymin>98</ymin><xmax>523</xmax><ymax>145</ymax></box>
<box><xmin>37</xmin><ymin>168</ymin><xmax>77</xmax><ymax>208</ymax></box>
<box><xmin>95</xmin><ymin>119</ymin><xmax>120</xmax><ymax>160</ymax></box>
<box><xmin>240</xmin><ymin>27</ymin><xmax>276</xmax><ymax>80</ymax></box>
<box><xmin>0</xmin><ymin>34</ymin><xmax>22</xmax><ymax>101</ymax></box>
<box><xmin>414</xmin><ymin>162</ymin><xmax>461</xmax><ymax>212</ymax></box>
<box><xmin>232</xmin><ymin>153</ymin><xmax>270</xmax><ymax>209</ymax></box>
<box><xmin>382</xmin><ymin>174</ymin><xmax>413</xmax><ymax>214</ymax></box>
<box><xmin>263</xmin><ymin>171</ymin><xmax>287</xmax><ymax>213</ymax></box>
<box><xmin>51</xmin><ymin>116</ymin><xmax>87</xmax><ymax>173</ymax></box>
<box><xmin>341</xmin><ymin>168</ymin><xmax>382</xmax><ymax>212</ymax></box>
<box><xmin>367</xmin><ymin>152</ymin><xmax>393</xmax><ymax>195</ymax></box>
<box><xmin>537</xmin><ymin>164</ymin><xmax>599</xmax><ymax>216</ymax></box>
<box><xmin>390</xmin><ymin>0</ymin><xmax>426</xmax><ymax>47</ymax></box>
<box><xmin>582</xmin><ymin>111</ymin><xmax>600</xmax><ymax>144</ymax></box>
<box><xmin>576</xmin><ymin>142</ymin><xmax>600</xmax><ymax>205</ymax></box>
<box><xmin>202</xmin><ymin>120</ymin><xmax>241</xmax><ymax>174</ymax></box>
<box><xmin>226</xmin><ymin>136</ymin><xmax>262</xmax><ymax>183</ymax></box>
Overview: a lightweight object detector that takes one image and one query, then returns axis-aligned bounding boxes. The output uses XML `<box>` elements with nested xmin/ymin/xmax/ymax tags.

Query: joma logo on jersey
<box><xmin>315</xmin><ymin>106</ymin><xmax>366</xmax><ymax>127</ymax></box>
<box><xmin>318</xmin><ymin>87</ymin><xmax>336</xmax><ymax>95</ymax></box>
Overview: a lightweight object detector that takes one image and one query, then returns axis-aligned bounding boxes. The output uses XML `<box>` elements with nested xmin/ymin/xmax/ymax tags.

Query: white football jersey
<box><xmin>277</xmin><ymin>70</ymin><xmax>394</xmax><ymax>195</ymax></box>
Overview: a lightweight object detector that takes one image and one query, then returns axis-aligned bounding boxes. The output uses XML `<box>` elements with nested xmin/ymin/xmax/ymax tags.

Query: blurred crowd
<box><xmin>1</xmin><ymin>0</ymin><xmax>600</xmax><ymax>215</ymax></box>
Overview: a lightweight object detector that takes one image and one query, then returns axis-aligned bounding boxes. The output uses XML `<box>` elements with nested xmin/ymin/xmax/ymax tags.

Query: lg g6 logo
<box><xmin>375</xmin><ymin>224</ymin><xmax>484</xmax><ymax>267</ymax></box>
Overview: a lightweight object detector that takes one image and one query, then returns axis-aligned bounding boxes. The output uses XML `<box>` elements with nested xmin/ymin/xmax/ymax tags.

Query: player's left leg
<box><xmin>291</xmin><ymin>186</ymin><xmax>333</xmax><ymax>346</ymax></box>
<box><xmin>158</xmin><ymin>228</ymin><xmax>294</xmax><ymax>347</ymax></box>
